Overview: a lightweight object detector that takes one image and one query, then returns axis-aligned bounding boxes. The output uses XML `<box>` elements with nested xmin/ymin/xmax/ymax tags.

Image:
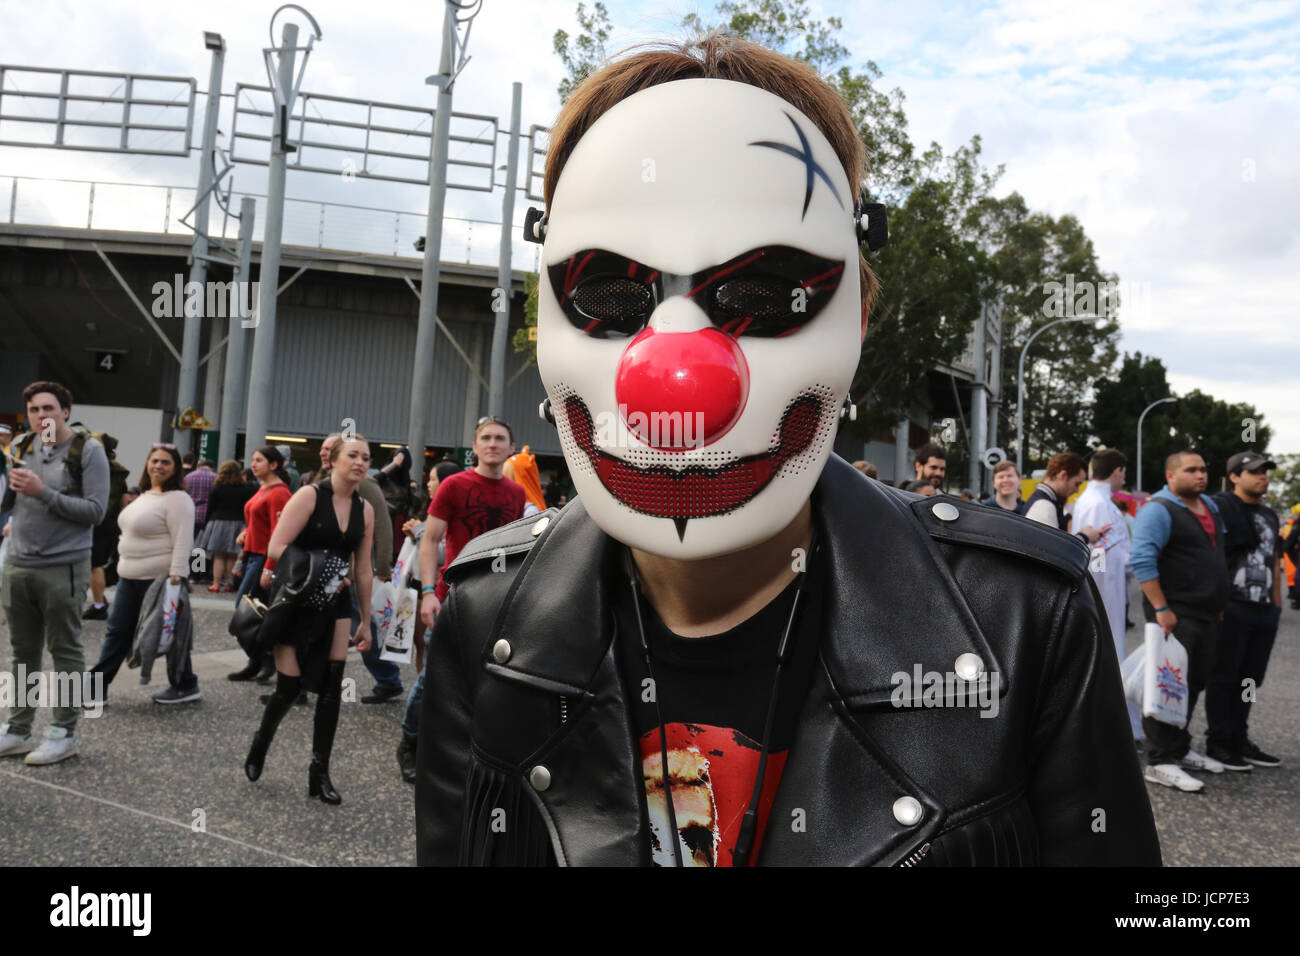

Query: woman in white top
<box><xmin>88</xmin><ymin>443</ymin><xmax>197</xmax><ymax>704</ymax></box>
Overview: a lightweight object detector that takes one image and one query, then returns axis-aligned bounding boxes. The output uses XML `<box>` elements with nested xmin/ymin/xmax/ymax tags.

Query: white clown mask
<box><xmin>538</xmin><ymin>78</ymin><xmax>862</xmax><ymax>559</ymax></box>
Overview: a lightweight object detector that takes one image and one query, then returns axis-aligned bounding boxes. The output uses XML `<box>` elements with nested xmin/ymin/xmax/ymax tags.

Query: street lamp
<box><xmin>1016</xmin><ymin>315</ymin><xmax>1105</xmax><ymax>474</ymax></box>
<box><xmin>1136</xmin><ymin>396</ymin><xmax>1176</xmax><ymax>493</ymax></box>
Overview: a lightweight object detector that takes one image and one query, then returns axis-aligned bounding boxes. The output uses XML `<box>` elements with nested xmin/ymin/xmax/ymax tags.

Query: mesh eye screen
<box><xmin>548</xmin><ymin>245</ymin><xmax>844</xmax><ymax>339</ymax></box>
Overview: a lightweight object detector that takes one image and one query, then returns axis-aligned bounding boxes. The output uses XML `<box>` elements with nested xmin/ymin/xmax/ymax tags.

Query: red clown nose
<box><xmin>614</xmin><ymin>327</ymin><xmax>749</xmax><ymax>451</ymax></box>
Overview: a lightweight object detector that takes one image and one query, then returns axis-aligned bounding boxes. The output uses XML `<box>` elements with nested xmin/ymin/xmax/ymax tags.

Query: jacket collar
<box><xmin>484</xmin><ymin>456</ymin><xmax>996</xmax><ymax>864</ymax></box>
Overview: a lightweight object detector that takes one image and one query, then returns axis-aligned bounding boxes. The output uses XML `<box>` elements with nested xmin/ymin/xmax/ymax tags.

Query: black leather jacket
<box><xmin>415</xmin><ymin>456</ymin><xmax>1161</xmax><ymax>866</ymax></box>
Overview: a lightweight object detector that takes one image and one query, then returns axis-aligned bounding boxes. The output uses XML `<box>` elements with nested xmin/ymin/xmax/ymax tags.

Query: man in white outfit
<box><xmin>1073</xmin><ymin>448</ymin><xmax>1142</xmax><ymax>742</ymax></box>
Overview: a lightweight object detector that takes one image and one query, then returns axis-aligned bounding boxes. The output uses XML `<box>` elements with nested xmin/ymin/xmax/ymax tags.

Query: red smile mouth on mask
<box><xmin>562</xmin><ymin>393</ymin><xmax>823</xmax><ymax>520</ymax></box>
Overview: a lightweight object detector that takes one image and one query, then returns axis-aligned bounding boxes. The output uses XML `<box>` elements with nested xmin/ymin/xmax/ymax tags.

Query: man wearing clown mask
<box><xmin>416</xmin><ymin>34</ymin><xmax>1160</xmax><ymax>867</ymax></box>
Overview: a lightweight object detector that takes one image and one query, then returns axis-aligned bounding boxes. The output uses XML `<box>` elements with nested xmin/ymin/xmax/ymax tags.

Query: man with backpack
<box><xmin>82</xmin><ymin>431</ymin><xmax>132</xmax><ymax>620</ymax></box>
<box><xmin>0</xmin><ymin>381</ymin><xmax>109</xmax><ymax>765</ymax></box>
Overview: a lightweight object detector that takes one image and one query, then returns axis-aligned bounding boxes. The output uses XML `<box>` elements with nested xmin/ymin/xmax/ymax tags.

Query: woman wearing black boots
<box><xmin>243</xmin><ymin>435</ymin><xmax>375</xmax><ymax>804</ymax></box>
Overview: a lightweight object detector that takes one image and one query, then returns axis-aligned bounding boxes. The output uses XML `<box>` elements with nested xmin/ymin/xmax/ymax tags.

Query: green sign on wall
<box><xmin>199</xmin><ymin>430</ymin><xmax>219</xmax><ymax>461</ymax></box>
<box><xmin>454</xmin><ymin>446</ymin><xmax>475</xmax><ymax>468</ymax></box>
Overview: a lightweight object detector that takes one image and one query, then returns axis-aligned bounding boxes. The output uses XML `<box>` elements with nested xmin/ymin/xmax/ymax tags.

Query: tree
<box><xmin>1168</xmin><ymin>389</ymin><xmax>1272</xmax><ymax>492</ymax></box>
<box><xmin>1092</xmin><ymin>352</ymin><xmax>1274</xmax><ymax>493</ymax></box>
<box><xmin>553</xmin><ymin>2</ymin><xmax>612</xmax><ymax>105</ymax></box>
<box><xmin>1092</xmin><ymin>352</ymin><xmax>1179</xmax><ymax>491</ymax></box>
<box><xmin>1269</xmin><ymin>455</ymin><xmax>1300</xmax><ymax>513</ymax></box>
<box><xmin>989</xmin><ymin>202</ymin><xmax>1121</xmax><ymax>467</ymax></box>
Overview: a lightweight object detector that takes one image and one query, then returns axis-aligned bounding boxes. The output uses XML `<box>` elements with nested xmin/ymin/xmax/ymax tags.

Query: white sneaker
<box><xmin>1144</xmin><ymin>763</ymin><xmax>1204</xmax><ymax>792</ymax></box>
<box><xmin>23</xmin><ymin>726</ymin><xmax>78</xmax><ymax>765</ymax></box>
<box><xmin>1181</xmin><ymin>749</ymin><xmax>1225</xmax><ymax>774</ymax></box>
<box><xmin>0</xmin><ymin>724</ymin><xmax>34</xmax><ymax>758</ymax></box>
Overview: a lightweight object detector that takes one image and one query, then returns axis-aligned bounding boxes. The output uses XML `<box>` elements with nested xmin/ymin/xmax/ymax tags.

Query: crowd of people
<box><xmin>0</xmin><ymin>381</ymin><xmax>552</xmax><ymax>795</ymax></box>
<box><xmin>854</xmin><ymin>440</ymin><xmax>1287</xmax><ymax>795</ymax></box>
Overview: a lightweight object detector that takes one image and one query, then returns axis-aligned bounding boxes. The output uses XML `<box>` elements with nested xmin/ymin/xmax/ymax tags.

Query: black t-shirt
<box><xmin>613</xmin><ymin>546</ymin><xmax>825</xmax><ymax>867</ymax></box>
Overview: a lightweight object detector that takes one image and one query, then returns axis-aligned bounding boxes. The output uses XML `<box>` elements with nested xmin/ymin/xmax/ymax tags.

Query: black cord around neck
<box><xmin>626</xmin><ymin>535</ymin><xmax>815</xmax><ymax>868</ymax></box>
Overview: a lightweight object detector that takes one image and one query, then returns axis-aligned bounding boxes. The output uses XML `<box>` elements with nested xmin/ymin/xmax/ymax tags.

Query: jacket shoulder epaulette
<box><xmin>444</xmin><ymin>509</ymin><xmax>556</xmax><ymax>580</ymax></box>
<box><xmin>893</xmin><ymin>489</ymin><xmax>1090</xmax><ymax>583</ymax></box>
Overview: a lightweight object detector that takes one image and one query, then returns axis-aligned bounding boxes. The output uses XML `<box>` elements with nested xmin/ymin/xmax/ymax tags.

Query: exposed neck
<box><xmin>332</xmin><ymin>474</ymin><xmax>360</xmax><ymax>496</ymax></box>
<box><xmin>150</xmin><ymin>481</ymin><xmax>168</xmax><ymax>493</ymax></box>
<box><xmin>475</xmin><ymin>462</ymin><xmax>503</xmax><ymax>479</ymax></box>
<box><xmin>259</xmin><ymin>474</ymin><xmax>281</xmax><ymax>488</ymax></box>
<box><xmin>995</xmin><ymin>491</ymin><xmax>1018</xmax><ymax>508</ymax></box>
<box><xmin>629</xmin><ymin>499</ymin><xmax>813</xmax><ymax>638</ymax></box>
<box><xmin>1173</xmin><ymin>486</ymin><xmax>1202</xmax><ymax>507</ymax></box>
<box><xmin>1233</xmin><ymin>484</ymin><xmax>1261</xmax><ymax>505</ymax></box>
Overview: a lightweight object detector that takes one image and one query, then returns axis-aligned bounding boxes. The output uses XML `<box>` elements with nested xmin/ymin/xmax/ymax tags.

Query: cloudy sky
<box><xmin>3</xmin><ymin>0</ymin><xmax>1297</xmax><ymax>452</ymax></box>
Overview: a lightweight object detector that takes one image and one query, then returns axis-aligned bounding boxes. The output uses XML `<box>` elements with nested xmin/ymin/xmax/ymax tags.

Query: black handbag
<box><xmin>228</xmin><ymin>595</ymin><xmax>268</xmax><ymax>656</ymax></box>
<box><xmin>273</xmin><ymin>544</ymin><xmax>349</xmax><ymax>611</ymax></box>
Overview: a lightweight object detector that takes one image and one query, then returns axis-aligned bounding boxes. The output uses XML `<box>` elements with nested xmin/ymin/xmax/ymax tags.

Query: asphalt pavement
<box><xmin>1</xmin><ymin>581</ymin><xmax>1296</xmax><ymax>866</ymax></box>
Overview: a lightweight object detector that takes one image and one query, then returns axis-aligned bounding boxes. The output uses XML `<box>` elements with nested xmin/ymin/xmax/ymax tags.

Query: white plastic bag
<box><xmin>380</xmin><ymin>586</ymin><xmax>418</xmax><ymax>663</ymax></box>
<box><xmin>370</xmin><ymin>578</ymin><xmax>398</xmax><ymax>647</ymax></box>
<box><xmin>1142</xmin><ymin>622</ymin><xmax>1189</xmax><ymax>727</ymax></box>
<box><xmin>157</xmin><ymin>580</ymin><xmax>181</xmax><ymax>654</ymax></box>
<box><xmin>1119</xmin><ymin>644</ymin><xmax>1144</xmax><ymax>706</ymax></box>
<box><xmin>392</xmin><ymin>537</ymin><xmax>418</xmax><ymax>591</ymax></box>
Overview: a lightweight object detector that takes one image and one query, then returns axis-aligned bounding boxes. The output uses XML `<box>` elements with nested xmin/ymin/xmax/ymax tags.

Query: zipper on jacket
<box><xmin>558</xmin><ymin>695</ymin><xmax>569</xmax><ymax>725</ymax></box>
<box><xmin>896</xmin><ymin>842</ymin><xmax>931</xmax><ymax>867</ymax></box>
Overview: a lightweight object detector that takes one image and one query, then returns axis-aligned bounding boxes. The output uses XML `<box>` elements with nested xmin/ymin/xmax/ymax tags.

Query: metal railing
<box><xmin>0</xmin><ymin>173</ymin><xmax>541</xmax><ymax>272</ymax></box>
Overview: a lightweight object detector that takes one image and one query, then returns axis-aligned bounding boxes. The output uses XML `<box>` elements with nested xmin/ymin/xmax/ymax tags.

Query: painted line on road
<box><xmin>0</xmin><ymin>768</ymin><xmax>316</xmax><ymax>866</ymax></box>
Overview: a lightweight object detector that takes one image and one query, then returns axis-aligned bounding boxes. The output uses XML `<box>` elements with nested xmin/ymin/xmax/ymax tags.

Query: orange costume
<box><xmin>504</xmin><ymin>445</ymin><xmax>547</xmax><ymax>513</ymax></box>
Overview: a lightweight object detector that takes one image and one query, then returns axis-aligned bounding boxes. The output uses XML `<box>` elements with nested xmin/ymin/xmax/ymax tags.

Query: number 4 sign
<box><xmin>94</xmin><ymin>351</ymin><xmax>123</xmax><ymax>373</ymax></box>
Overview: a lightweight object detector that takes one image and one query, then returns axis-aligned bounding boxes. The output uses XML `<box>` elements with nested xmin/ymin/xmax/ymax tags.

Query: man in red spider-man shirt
<box><xmin>418</xmin><ymin>418</ymin><xmax>526</xmax><ymax>624</ymax></box>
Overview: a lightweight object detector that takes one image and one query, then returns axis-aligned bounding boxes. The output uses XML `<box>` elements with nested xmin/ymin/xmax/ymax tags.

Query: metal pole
<box><xmin>1136</xmin><ymin>396</ymin><xmax>1175</xmax><ymax>493</ymax></box>
<box><xmin>218</xmin><ymin>196</ymin><xmax>256</xmax><ymax>464</ymax></box>
<box><xmin>244</xmin><ymin>22</ymin><xmax>299</xmax><ymax>452</ymax></box>
<box><xmin>968</xmin><ymin>300</ymin><xmax>988</xmax><ymax>496</ymax></box>
<box><xmin>174</xmin><ymin>37</ymin><xmax>225</xmax><ymax>449</ymax></box>
<box><xmin>488</xmin><ymin>82</ymin><xmax>522</xmax><ymax>419</ymax></box>
<box><xmin>987</xmin><ymin>300</ymin><xmax>1003</xmax><ymax>457</ymax></box>
<box><xmin>408</xmin><ymin>4</ymin><xmax>458</xmax><ymax>461</ymax></box>
<box><xmin>1015</xmin><ymin>315</ymin><xmax>1099</xmax><ymax>474</ymax></box>
<box><xmin>893</xmin><ymin>418</ymin><xmax>909</xmax><ymax>486</ymax></box>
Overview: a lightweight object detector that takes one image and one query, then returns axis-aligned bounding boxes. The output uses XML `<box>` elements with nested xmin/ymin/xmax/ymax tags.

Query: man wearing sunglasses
<box><xmin>416</xmin><ymin>35</ymin><xmax>1159</xmax><ymax>866</ymax></box>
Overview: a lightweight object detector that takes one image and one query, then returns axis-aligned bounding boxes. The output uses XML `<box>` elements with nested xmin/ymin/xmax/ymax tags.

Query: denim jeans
<box><xmin>233</xmin><ymin>552</ymin><xmax>267</xmax><ymax>604</ymax></box>
<box><xmin>402</xmin><ymin>669</ymin><xmax>424</xmax><ymax>738</ymax></box>
<box><xmin>92</xmin><ymin>576</ymin><xmax>197</xmax><ymax>691</ymax></box>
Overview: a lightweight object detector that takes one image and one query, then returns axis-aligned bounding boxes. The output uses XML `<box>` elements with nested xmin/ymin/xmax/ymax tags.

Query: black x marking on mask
<box><xmin>749</xmin><ymin>112</ymin><xmax>844</xmax><ymax>219</ymax></box>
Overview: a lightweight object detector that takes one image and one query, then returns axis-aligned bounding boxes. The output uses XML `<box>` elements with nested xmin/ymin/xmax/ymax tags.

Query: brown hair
<box><xmin>216</xmin><ymin>460</ymin><xmax>245</xmax><ymax>485</ymax></box>
<box><xmin>1045</xmin><ymin>452</ymin><xmax>1086</xmax><ymax>480</ymax></box>
<box><xmin>137</xmin><ymin>445</ymin><xmax>184</xmax><ymax>494</ymax></box>
<box><xmin>1090</xmin><ymin>448</ymin><xmax>1127</xmax><ymax>480</ymax></box>
<box><xmin>22</xmin><ymin>380</ymin><xmax>73</xmax><ymax>412</ymax></box>
<box><xmin>851</xmin><ymin>460</ymin><xmax>878</xmax><ymax>479</ymax></box>
<box><xmin>991</xmin><ymin>459</ymin><xmax>1019</xmax><ymax>478</ymax></box>
<box><xmin>544</xmin><ymin>33</ymin><xmax>879</xmax><ymax>317</ymax></box>
<box><xmin>328</xmin><ymin>435</ymin><xmax>370</xmax><ymax>465</ymax></box>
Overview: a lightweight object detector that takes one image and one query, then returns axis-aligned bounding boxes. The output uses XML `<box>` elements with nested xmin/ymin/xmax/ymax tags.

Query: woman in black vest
<box><xmin>242</xmin><ymin>436</ymin><xmax>375</xmax><ymax>803</ymax></box>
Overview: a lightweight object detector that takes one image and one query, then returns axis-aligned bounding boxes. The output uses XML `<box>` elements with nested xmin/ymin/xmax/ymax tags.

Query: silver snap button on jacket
<box><xmin>492</xmin><ymin>639</ymin><xmax>511</xmax><ymax>663</ymax></box>
<box><xmin>531</xmin><ymin>515</ymin><xmax>550</xmax><ymax>536</ymax></box>
<box><xmin>931</xmin><ymin>501</ymin><xmax>960</xmax><ymax>522</ymax></box>
<box><xmin>529</xmin><ymin>765</ymin><xmax>552</xmax><ymax>791</ymax></box>
<box><xmin>893</xmin><ymin>796</ymin><xmax>924</xmax><ymax>826</ymax></box>
<box><xmin>954</xmin><ymin>652</ymin><xmax>984</xmax><ymax>681</ymax></box>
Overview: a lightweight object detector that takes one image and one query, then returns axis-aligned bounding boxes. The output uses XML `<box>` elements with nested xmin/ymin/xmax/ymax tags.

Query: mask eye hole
<box><xmin>713</xmin><ymin>276</ymin><xmax>798</xmax><ymax>321</ymax></box>
<box><xmin>570</xmin><ymin>276</ymin><xmax>654</xmax><ymax>338</ymax></box>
